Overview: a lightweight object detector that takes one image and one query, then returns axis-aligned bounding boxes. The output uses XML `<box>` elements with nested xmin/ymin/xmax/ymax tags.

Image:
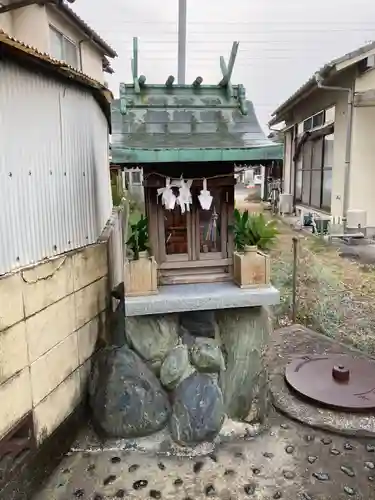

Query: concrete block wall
<box><xmin>0</xmin><ymin>243</ymin><xmax>108</xmax><ymax>445</ymax></box>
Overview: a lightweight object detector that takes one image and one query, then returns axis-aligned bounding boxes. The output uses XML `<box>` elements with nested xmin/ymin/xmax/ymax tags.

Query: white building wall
<box><xmin>349</xmin><ymin>107</ymin><xmax>375</xmax><ymax>232</ymax></box>
<box><xmin>329</xmin><ymin>95</ymin><xmax>348</xmax><ymax>218</ymax></box>
<box><xmin>11</xmin><ymin>4</ymin><xmax>50</xmax><ymax>53</ymax></box>
<box><xmin>283</xmin><ymin>130</ymin><xmax>293</xmax><ymax>194</ymax></box>
<box><xmin>0</xmin><ymin>11</ymin><xmax>13</xmax><ymax>33</ymax></box>
<box><xmin>346</xmin><ymin>67</ymin><xmax>375</xmax><ymax>232</ymax></box>
<box><xmin>46</xmin><ymin>7</ymin><xmax>105</xmax><ymax>83</ymax></box>
<box><xmin>0</xmin><ymin>4</ymin><xmax>105</xmax><ymax>82</ymax></box>
<box><xmin>0</xmin><ymin>59</ymin><xmax>112</xmax><ymax>275</ymax></box>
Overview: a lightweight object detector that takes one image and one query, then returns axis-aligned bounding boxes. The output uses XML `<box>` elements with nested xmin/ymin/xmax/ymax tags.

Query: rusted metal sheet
<box><xmin>0</xmin><ymin>59</ymin><xmax>112</xmax><ymax>275</ymax></box>
<box><xmin>285</xmin><ymin>354</ymin><xmax>375</xmax><ymax>411</ymax></box>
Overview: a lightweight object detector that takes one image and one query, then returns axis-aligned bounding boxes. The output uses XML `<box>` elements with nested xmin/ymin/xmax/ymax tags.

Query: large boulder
<box><xmin>190</xmin><ymin>337</ymin><xmax>225</xmax><ymax>373</ymax></box>
<box><xmin>159</xmin><ymin>344</ymin><xmax>195</xmax><ymax>390</ymax></box>
<box><xmin>170</xmin><ymin>373</ymin><xmax>225</xmax><ymax>445</ymax></box>
<box><xmin>179</xmin><ymin>311</ymin><xmax>217</xmax><ymax>339</ymax></box>
<box><xmin>89</xmin><ymin>345</ymin><xmax>171</xmax><ymax>438</ymax></box>
<box><xmin>217</xmin><ymin>307</ymin><xmax>270</xmax><ymax>421</ymax></box>
<box><xmin>125</xmin><ymin>314</ymin><xmax>179</xmax><ymax>372</ymax></box>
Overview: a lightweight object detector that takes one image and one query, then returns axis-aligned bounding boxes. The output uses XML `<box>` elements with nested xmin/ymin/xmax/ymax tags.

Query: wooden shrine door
<box><xmin>155</xmin><ymin>185</ymin><xmax>234</xmax><ymax>285</ymax></box>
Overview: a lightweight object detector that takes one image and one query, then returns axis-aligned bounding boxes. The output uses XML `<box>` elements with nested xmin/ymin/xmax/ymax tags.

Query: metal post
<box><xmin>292</xmin><ymin>236</ymin><xmax>298</xmax><ymax>323</ymax></box>
<box><xmin>177</xmin><ymin>0</ymin><xmax>187</xmax><ymax>84</ymax></box>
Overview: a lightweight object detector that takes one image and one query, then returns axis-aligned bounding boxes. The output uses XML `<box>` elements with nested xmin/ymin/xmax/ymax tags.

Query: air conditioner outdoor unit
<box><xmin>346</xmin><ymin>209</ymin><xmax>367</xmax><ymax>230</ymax></box>
<box><xmin>279</xmin><ymin>193</ymin><xmax>293</xmax><ymax>214</ymax></box>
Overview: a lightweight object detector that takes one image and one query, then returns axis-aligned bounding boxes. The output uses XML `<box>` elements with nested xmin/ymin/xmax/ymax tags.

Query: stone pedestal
<box><xmin>89</xmin><ymin>282</ymin><xmax>279</xmax><ymax>445</ymax></box>
<box><xmin>217</xmin><ymin>307</ymin><xmax>270</xmax><ymax>423</ymax></box>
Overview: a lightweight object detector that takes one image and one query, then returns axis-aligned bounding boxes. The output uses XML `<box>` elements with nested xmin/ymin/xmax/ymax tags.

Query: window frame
<box><xmin>295</xmin><ymin>133</ymin><xmax>333</xmax><ymax>211</ymax></box>
<box><xmin>131</xmin><ymin>171</ymin><xmax>142</xmax><ymax>185</ymax></box>
<box><xmin>49</xmin><ymin>25</ymin><xmax>79</xmax><ymax>69</ymax></box>
<box><xmin>302</xmin><ymin>110</ymin><xmax>325</xmax><ymax>133</ymax></box>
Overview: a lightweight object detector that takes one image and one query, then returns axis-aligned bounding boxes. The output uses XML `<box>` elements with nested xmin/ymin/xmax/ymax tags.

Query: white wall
<box><xmin>283</xmin><ymin>130</ymin><xmax>293</xmax><ymax>194</ymax></box>
<box><xmin>1</xmin><ymin>4</ymin><xmax>106</xmax><ymax>82</ymax></box>
<box><xmin>329</xmin><ymin>95</ymin><xmax>348</xmax><ymax>218</ymax></box>
<box><xmin>47</xmin><ymin>6</ymin><xmax>105</xmax><ymax>83</ymax></box>
<box><xmin>0</xmin><ymin>59</ymin><xmax>112</xmax><ymax>275</ymax></box>
<box><xmin>349</xmin><ymin>106</ymin><xmax>375</xmax><ymax>230</ymax></box>
<box><xmin>0</xmin><ymin>11</ymin><xmax>13</xmax><ymax>33</ymax></box>
<box><xmin>12</xmin><ymin>4</ymin><xmax>49</xmax><ymax>53</ymax></box>
<box><xmin>344</xmin><ymin>67</ymin><xmax>375</xmax><ymax>231</ymax></box>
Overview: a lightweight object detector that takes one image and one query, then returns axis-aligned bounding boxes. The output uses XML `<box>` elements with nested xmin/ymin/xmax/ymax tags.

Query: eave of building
<box><xmin>0</xmin><ymin>29</ymin><xmax>113</xmax><ymax>129</ymax></box>
<box><xmin>269</xmin><ymin>39</ymin><xmax>375</xmax><ymax>127</ymax></box>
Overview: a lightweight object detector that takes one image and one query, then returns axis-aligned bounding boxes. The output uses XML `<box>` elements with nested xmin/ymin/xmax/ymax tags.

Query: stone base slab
<box><xmin>124</xmin><ymin>282</ymin><xmax>279</xmax><ymax>316</ymax></box>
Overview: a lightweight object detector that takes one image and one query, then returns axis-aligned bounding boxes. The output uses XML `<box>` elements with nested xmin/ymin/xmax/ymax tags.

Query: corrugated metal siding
<box><xmin>0</xmin><ymin>59</ymin><xmax>112</xmax><ymax>275</ymax></box>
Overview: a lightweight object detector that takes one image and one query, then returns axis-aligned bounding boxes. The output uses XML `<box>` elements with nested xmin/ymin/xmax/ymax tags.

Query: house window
<box><xmin>296</xmin><ymin>132</ymin><xmax>333</xmax><ymax>211</ymax></box>
<box><xmin>132</xmin><ymin>171</ymin><xmax>142</xmax><ymax>185</ymax></box>
<box><xmin>325</xmin><ymin>106</ymin><xmax>335</xmax><ymax>124</ymax></box>
<box><xmin>303</xmin><ymin>110</ymin><xmax>325</xmax><ymax>132</ymax></box>
<box><xmin>49</xmin><ymin>26</ymin><xmax>78</xmax><ymax>68</ymax></box>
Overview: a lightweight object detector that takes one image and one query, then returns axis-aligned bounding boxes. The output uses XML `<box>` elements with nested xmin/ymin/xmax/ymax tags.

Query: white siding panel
<box><xmin>0</xmin><ymin>60</ymin><xmax>112</xmax><ymax>275</ymax></box>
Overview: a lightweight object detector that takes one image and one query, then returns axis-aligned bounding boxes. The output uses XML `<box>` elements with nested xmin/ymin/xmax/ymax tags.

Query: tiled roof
<box><xmin>0</xmin><ymin>30</ymin><xmax>113</xmax><ymax>127</ymax></box>
<box><xmin>0</xmin><ymin>30</ymin><xmax>111</xmax><ymax>92</ymax></box>
<box><xmin>58</xmin><ymin>3</ymin><xmax>117</xmax><ymax>58</ymax></box>
<box><xmin>111</xmin><ymin>83</ymin><xmax>276</xmax><ymax>159</ymax></box>
<box><xmin>269</xmin><ymin>39</ymin><xmax>375</xmax><ymax>124</ymax></box>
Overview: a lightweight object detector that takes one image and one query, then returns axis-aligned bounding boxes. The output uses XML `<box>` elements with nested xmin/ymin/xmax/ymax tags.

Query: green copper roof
<box><xmin>110</xmin><ymin>39</ymin><xmax>283</xmax><ymax>164</ymax></box>
<box><xmin>111</xmin><ymin>88</ymin><xmax>282</xmax><ymax>163</ymax></box>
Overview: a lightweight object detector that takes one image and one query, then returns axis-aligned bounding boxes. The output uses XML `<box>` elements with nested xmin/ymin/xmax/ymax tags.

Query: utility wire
<box><xmin>86</xmin><ymin>20</ymin><xmax>375</xmax><ymax>25</ymax></box>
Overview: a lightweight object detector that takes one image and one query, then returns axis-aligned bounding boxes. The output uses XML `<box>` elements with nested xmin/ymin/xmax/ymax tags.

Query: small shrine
<box><xmin>88</xmin><ymin>39</ymin><xmax>280</xmax><ymax>448</ymax></box>
<box><xmin>111</xmin><ymin>38</ymin><xmax>279</xmax><ymax>296</ymax></box>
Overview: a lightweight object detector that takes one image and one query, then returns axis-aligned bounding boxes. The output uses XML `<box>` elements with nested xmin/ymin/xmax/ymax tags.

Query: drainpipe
<box><xmin>270</xmin><ymin>122</ymin><xmax>295</xmax><ymax>209</ymax></box>
<box><xmin>78</xmin><ymin>38</ymin><xmax>92</xmax><ymax>72</ymax></box>
<box><xmin>291</xmin><ymin>124</ymin><xmax>298</xmax><ymax>196</ymax></box>
<box><xmin>314</xmin><ymin>72</ymin><xmax>354</xmax><ymax>228</ymax></box>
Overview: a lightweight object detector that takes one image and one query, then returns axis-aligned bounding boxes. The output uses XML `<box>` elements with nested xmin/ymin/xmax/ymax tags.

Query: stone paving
<box><xmin>33</xmin><ymin>325</ymin><xmax>375</xmax><ymax>499</ymax></box>
<box><xmin>34</xmin><ymin>411</ymin><xmax>375</xmax><ymax>500</ymax></box>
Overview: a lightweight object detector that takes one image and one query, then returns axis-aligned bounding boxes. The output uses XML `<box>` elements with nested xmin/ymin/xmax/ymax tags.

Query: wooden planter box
<box><xmin>125</xmin><ymin>253</ymin><xmax>158</xmax><ymax>297</ymax></box>
<box><xmin>233</xmin><ymin>246</ymin><xmax>270</xmax><ymax>288</ymax></box>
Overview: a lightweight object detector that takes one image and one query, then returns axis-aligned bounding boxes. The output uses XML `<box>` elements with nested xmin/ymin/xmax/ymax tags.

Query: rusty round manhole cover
<box><xmin>285</xmin><ymin>355</ymin><xmax>375</xmax><ymax>411</ymax></box>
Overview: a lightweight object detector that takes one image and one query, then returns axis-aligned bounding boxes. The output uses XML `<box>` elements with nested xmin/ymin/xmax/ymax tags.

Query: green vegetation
<box><xmin>232</xmin><ymin>209</ymin><xmax>278</xmax><ymax>251</ymax></box>
<box><xmin>111</xmin><ymin>172</ymin><xmax>125</xmax><ymax>207</ymax></box>
<box><xmin>126</xmin><ymin>215</ymin><xmax>149</xmax><ymax>260</ymax></box>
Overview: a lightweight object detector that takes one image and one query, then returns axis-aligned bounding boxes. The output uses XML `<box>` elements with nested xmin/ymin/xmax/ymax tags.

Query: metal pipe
<box><xmin>292</xmin><ymin>236</ymin><xmax>298</xmax><ymax>323</ymax></box>
<box><xmin>177</xmin><ymin>0</ymin><xmax>187</xmax><ymax>84</ymax></box>
<box><xmin>314</xmin><ymin>73</ymin><xmax>354</xmax><ymax>227</ymax></box>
